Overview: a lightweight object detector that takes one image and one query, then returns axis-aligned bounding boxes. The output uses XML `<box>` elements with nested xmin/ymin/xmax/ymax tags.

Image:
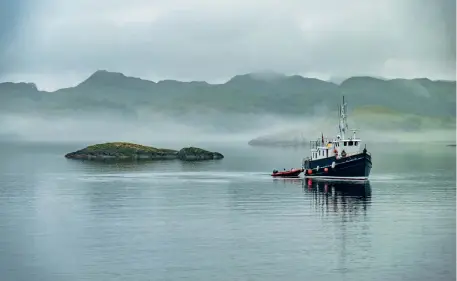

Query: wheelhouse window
<box><xmin>344</xmin><ymin>141</ymin><xmax>347</xmax><ymax>146</ymax></box>
<box><xmin>348</xmin><ymin>141</ymin><xmax>353</xmax><ymax>146</ymax></box>
<box><xmin>354</xmin><ymin>141</ymin><xmax>358</xmax><ymax>146</ymax></box>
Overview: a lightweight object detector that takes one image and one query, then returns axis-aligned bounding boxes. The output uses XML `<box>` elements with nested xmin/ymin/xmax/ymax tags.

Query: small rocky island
<box><xmin>65</xmin><ymin>142</ymin><xmax>224</xmax><ymax>161</ymax></box>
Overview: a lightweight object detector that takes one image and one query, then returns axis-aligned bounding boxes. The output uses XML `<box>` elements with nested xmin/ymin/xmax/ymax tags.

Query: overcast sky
<box><xmin>0</xmin><ymin>0</ymin><xmax>455</xmax><ymax>90</ymax></box>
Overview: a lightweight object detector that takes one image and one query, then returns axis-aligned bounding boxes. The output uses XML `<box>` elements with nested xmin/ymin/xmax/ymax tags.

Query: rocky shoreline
<box><xmin>65</xmin><ymin>142</ymin><xmax>224</xmax><ymax>161</ymax></box>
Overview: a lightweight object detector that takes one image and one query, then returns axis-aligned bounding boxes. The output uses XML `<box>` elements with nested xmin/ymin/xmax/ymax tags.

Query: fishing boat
<box><xmin>271</xmin><ymin>168</ymin><xmax>303</xmax><ymax>177</ymax></box>
<box><xmin>302</xmin><ymin>96</ymin><xmax>372</xmax><ymax>180</ymax></box>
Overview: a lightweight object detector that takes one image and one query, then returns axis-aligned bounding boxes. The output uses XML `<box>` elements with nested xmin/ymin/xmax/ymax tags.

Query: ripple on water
<box><xmin>0</xmin><ymin>142</ymin><xmax>455</xmax><ymax>281</ymax></box>
<box><xmin>74</xmin><ymin>171</ymin><xmax>274</xmax><ymax>184</ymax></box>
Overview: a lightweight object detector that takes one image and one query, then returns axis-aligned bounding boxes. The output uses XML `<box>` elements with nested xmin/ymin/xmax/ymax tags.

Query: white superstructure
<box><xmin>308</xmin><ymin>96</ymin><xmax>363</xmax><ymax>161</ymax></box>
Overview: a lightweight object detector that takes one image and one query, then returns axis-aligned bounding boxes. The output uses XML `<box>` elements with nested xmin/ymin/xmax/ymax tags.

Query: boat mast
<box><xmin>339</xmin><ymin>96</ymin><xmax>348</xmax><ymax>139</ymax></box>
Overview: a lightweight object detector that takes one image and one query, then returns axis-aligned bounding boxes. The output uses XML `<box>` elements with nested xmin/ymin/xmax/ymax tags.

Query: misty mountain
<box><xmin>0</xmin><ymin>70</ymin><xmax>455</xmax><ymax>119</ymax></box>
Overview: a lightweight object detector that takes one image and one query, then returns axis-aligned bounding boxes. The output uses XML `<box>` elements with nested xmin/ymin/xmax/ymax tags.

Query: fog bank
<box><xmin>0</xmin><ymin>111</ymin><xmax>454</xmax><ymax>146</ymax></box>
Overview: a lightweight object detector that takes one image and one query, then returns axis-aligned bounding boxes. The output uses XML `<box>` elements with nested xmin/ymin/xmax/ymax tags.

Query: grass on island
<box><xmin>84</xmin><ymin>142</ymin><xmax>177</xmax><ymax>154</ymax></box>
<box><xmin>180</xmin><ymin>147</ymin><xmax>211</xmax><ymax>154</ymax></box>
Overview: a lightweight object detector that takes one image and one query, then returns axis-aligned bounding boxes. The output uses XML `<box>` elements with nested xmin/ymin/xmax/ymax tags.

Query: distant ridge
<box><xmin>2</xmin><ymin>70</ymin><xmax>455</xmax><ymax>92</ymax></box>
<box><xmin>73</xmin><ymin>70</ymin><xmax>457</xmax><ymax>90</ymax></box>
<box><xmin>0</xmin><ymin>70</ymin><xmax>455</xmax><ymax>118</ymax></box>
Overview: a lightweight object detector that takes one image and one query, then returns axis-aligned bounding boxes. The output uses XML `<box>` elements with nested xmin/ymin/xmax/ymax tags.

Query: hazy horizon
<box><xmin>0</xmin><ymin>0</ymin><xmax>455</xmax><ymax>145</ymax></box>
<box><xmin>1</xmin><ymin>109</ymin><xmax>455</xmax><ymax>146</ymax></box>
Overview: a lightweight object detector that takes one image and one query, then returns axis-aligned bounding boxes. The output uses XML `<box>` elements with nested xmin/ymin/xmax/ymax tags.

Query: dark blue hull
<box><xmin>303</xmin><ymin>151</ymin><xmax>372</xmax><ymax>180</ymax></box>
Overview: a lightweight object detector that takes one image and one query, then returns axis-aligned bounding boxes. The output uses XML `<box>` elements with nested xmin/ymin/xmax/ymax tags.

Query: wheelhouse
<box><xmin>309</xmin><ymin>130</ymin><xmax>362</xmax><ymax>161</ymax></box>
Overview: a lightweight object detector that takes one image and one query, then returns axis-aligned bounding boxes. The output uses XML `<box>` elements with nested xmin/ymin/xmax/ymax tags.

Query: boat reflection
<box><xmin>272</xmin><ymin>177</ymin><xmax>303</xmax><ymax>186</ymax></box>
<box><xmin>303</xmin><ymin>178</ymin><xmax>372</xmax><ymax>216</ymax></box>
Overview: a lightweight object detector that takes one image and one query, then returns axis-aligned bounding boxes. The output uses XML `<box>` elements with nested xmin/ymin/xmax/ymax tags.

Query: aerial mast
<box><xmin>339</xmin><ymin>96</ymin><xmax>348</xmax><ymax>139</ymax></box>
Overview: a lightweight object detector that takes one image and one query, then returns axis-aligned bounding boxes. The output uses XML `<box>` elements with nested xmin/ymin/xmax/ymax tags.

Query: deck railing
<box><xmin>309</xmin><ymin>138</ymin><xmax>333</xmax><ymax>149</ymax></box>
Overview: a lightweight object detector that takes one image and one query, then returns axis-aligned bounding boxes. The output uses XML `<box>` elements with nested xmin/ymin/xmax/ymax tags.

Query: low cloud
<box><xmin>0</xmin><ymin>0</ymin><xmax>455</xmax><ymax>90</ymax></box>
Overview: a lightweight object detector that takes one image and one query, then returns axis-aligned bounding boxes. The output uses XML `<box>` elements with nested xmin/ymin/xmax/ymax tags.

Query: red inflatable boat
<box><xmin>271</xmin><ymin>168</ymin><xmax>304</xmax><ymax>177</ymax></box>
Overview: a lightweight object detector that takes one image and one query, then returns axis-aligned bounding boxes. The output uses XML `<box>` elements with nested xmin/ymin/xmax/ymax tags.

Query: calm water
<box><xmin>0</xmin><ymin>141</ymin><xmax>455</xmax><ymax>281</ymax></box>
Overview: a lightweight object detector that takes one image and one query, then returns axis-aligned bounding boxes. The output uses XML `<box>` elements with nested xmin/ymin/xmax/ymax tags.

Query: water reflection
<box><xmin>303</xmin><ymin>179</ymin><xmax>372</xmax><ymax>217</ymax></box>
<box><xmin>65</xmin><ymin>158</ymin><xmax>224</xmax><ymax>174</ymax></box>
<box><xmin>66</xmin><ymin>158</ymin><xmax>181</xmax><ymax>173</ymax></box>
<box><xmin>302</xmin><ymin>179</ymin><xmax>373</xmax><ymax>274</ymax></box>
<box><xmin>272</xmin><ymin>177</ymin><xmax>303</xmax><ymax>186</ymax></box>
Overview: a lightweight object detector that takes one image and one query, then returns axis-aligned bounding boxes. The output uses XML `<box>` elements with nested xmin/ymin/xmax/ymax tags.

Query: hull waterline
<box><xmin>304</xmin><ymin>152</ymin><xmax>372</xmax><ymax>180</ymax></box>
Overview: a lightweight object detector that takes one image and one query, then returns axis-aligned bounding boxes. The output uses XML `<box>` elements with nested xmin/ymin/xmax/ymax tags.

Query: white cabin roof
<box><xmin>333</xmin><ymin>139</ymin><xmax>361</xmax><ymax>142</ymax></box>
